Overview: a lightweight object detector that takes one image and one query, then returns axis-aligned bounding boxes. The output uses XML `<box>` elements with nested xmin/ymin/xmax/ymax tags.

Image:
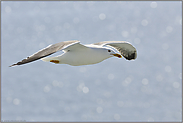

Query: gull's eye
<box><xmin>108</xmin><ymin>50</ymin><xmax>111</xmax><ymax>52</ymax></box>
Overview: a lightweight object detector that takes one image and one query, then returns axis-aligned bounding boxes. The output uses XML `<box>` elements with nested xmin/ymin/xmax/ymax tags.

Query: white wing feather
<box><xmin>9</xmin><ymin>40</ymin><xmax>81</xmax><ymax>67</ymax></box>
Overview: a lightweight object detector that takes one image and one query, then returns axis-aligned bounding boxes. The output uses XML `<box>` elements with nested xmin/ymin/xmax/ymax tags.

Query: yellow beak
<box><xmin>112</xmin><ymin>54</ymin><xmax>122</xmax><ymax>58</ymax></box>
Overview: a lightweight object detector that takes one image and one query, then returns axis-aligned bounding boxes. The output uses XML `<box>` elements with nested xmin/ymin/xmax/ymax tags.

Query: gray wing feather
<box><xmin>93</xmin><ymin>41</ymin><xmax>137</xmax><ymax>60</ymax></box>
<box><xmin>9</xmin><ymin>40</ymin><xmax>80</xmax><ymax>67</ymax></box>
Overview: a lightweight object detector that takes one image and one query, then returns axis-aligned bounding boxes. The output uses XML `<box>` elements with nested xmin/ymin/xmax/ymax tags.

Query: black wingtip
<box><xmin>123</xmin><ymin>51</ymin><xmax>137</xmax><ymax>60</ymax></box>
<box><xmin>9</xmin><ymin>64</ymin><xmax>17</xmax><ymax>67</ymax></box>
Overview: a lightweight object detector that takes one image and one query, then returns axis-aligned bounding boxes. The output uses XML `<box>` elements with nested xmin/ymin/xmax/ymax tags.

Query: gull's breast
<box><xmin>61</xmin><ymin>48</ymin><xmax>108</xmax><ymax>66</ymax></box>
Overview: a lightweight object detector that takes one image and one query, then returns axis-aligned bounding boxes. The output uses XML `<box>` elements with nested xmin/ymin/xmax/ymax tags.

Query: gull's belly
<box><xmin>61</xmin><ymin>50</ymin><xmax>107</xmax><ymax>66</ymax></box>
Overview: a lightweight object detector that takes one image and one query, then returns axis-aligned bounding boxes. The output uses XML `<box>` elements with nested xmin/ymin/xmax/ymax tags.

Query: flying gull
<box><xmin>9</xmin><ymin>40</ymin><xmax>137</xmax><ymax>67</ymax></box>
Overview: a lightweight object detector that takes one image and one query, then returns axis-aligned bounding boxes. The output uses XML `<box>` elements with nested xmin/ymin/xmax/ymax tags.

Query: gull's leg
<box><xmin>50</xmin><ymin>60</ymin><xmax>60</xmax><ymax>64</ymax></box>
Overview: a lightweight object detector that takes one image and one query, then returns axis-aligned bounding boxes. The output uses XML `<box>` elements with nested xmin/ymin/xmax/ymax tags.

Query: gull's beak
<box><xmin>112</xmin><ymin>53</ymin><xmax>122</xmax><ymax>58</ymax></box>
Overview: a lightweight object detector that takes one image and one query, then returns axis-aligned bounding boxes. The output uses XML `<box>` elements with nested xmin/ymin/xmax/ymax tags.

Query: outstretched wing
<box><xmin>9</xmin><ymin>40</ymin><xmax>80</xmax><ymax>67</ymax></box>
<box><xmin>93</xmin><ymin>41</ymin><xmax>137</xmax><ymax>60</ymax></box>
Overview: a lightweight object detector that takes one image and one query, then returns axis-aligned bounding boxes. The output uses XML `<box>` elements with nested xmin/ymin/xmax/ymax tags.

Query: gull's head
<box><xmin>104</xmin><ymin>48</ymin><xmax>122</xmax><ymax>58</ymax></box>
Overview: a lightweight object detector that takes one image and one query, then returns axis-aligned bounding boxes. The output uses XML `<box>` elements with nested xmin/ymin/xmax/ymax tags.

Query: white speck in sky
<box><xmin>179</xmin><ymin>73</ymin><xmax>182</xmax><ymax>79</ymax></box>
<box><xmin>96</xmin><ymin>107</ymin><xmax>103</xmax><ymax>113</ymax></box>
<box><xmin>180</xmin><ymin>19</ymin><xmax>182</xmax><ymax>25</ymax></box>
<box><xmin>83</xmin><ymin>87</ymin><xmax>89</xmax><ymax>93</ymax></box>
<box><xmin>13</xmin><ymin>98</ymin><xmax>20</xmax><ymax>105</ymax></box>
<box><xmin>141</xmin><ymin>19</ymin><xmax>148</xmax><ymax>26</ymax></box>
<box><xmin>108</xmin><ymin>73</ymin><xmax>114</xmax><ymax>80</ymax></box>
<box><xmin>173</xmin><ymin>82</ymin><xmax>180</xmax><ymax>88</ymax></box>
<box><xmin>165</xmin><ymin>66</ymin><xmax>171</xmax><ymax>73</ymax></box>
<box><xmin>99</xmin><ymin>13</ymin><xmax>106</xmax><ymax>20</ymax></box>
<box><xmin>125</xmin><ymin>77</ymin><xmax>132</xmax><ymax>84</ymax></box>
<box><xmin>77</xmin><ymin>82</ymin><xmax>85</xmax><ymax>92</ymax></box>
<box><xmin>150</xmin><ymin>2</ymin><xmax>157</xmax><ymax>8</ymax></box>
<box><xmin>5</xmin><ymin>6</ymin><xmax>11</xmax><ymax>13</ymax></box>
<box><xmin>122</xmin><ymin>76</ymin><xmax>132</xmax><ymax>86</ymax></box>
<box><xmin>142</xmin><ymin>78</ymin><xmax>149</xmax><ymax>85</ymax></box>
<box><xmin>44</xmin><ymin>85</ymin><xmax>51</xmax><ymax>92</ymax></box>
<box><xmin>166</xmin><ymin>26</ymin><xmax>173</xmax><ymax>33</ymax></box>
<box><xmin>52</xmin><ymin>80</ymin><xmax>59</xmax><ymax>87</ymax></box>
<box><xmin>148</xmin><ymin>117</ymin><xmax>154</xmax><ymax>122</ymax></box>
<box><xmin>114</xmin><ymin>113</ymin><xmax>120</xmax><ymax>120</ymax></box>
<box><xmin>175</xmin><ymin>16</ymin><xmax>181</xmax><ymax>25</ymax></box>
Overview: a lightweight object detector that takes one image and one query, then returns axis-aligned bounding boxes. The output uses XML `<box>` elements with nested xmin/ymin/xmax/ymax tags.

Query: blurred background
<box><xmin>1</xmin><ymin>1</ymin><xmax>182</xmax><ymax>122</ymax></box>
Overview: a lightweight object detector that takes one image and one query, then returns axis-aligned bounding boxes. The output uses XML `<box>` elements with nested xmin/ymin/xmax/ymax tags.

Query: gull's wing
<box><xmin>93</xmin><ymin>41</ymin><xmax>137</xmax><ymax>60</ymax></box>
<box><xmin>9</xmin><ymin>40</ymin><xmax>81</xmax><ymax>67</ymax></box>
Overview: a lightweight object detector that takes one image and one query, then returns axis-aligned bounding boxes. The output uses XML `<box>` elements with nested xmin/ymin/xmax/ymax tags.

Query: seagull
<box><xmin>9</xmin><ymin>40</ymin><xmax>137</xmax><ymax>67</ymax></box>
